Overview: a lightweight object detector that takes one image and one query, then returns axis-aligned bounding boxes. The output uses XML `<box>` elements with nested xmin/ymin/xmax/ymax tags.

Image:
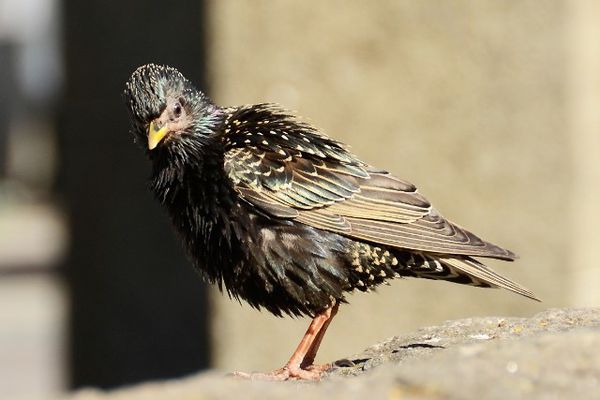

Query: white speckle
<box><xmin>270</xmin><ymin>130</ymin><xmax>278</xmax><ymax>135</ymax></box>
<box><xmin>469</xmin><ymin>334</ymin><xmax>492</xmax><ymax>340</ymax></box>
<box><xmin>391</xmin><ymin>257</ymin><xmax>398</xmax><ymax>266</ymax></box>
<box><xmin>244</xmin><ymin>139</ymin><xmax>251</xmax><ymax>144</ymax></box>
<box><xmin>506</xmin><ymin>361</ymin><xmax>518</xmax><ymax>374</ymax></box>
<box><xmin>357</xmin><ymin>280</ymin><xmax>364</xmax><ymax>287</ymax></box>
<box><xmin>303</xmin><ymin>137</ymin><xmax>310</xmax><ymax>143</ymax></box>
<box><xmin>262</xmin><ymin>140</ymin><xmax>269</xmax><ymax>145</ymax></box>
<box><xmin>355</xmin><ymin>265</ymin><xmax>363</xmax><ymax>272</ymax></box>
<box><xmin>422</xmin><ymin>336</ymin><xmax>441</xmax><ymax>344</ymax></box>
<box><xmin>277</xmin><ymin>149</ymin><xmax>286</xmax><ymax>155</ymax></box>
<box><xmin>281</xmin><ymin>134</ymin><xmax>288</xmax><ymax>140</ymax></box>
<box><xmin>379</xmin><ymin>270</ymin><xmax>387</xmax><ymax>277</ymax></box>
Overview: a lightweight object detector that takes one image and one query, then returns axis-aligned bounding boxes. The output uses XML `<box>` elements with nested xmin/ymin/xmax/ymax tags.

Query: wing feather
<box><xmin>222</xmin><ymin>104</ymin><xmax>516</xmax><ymax>260</ymax></box>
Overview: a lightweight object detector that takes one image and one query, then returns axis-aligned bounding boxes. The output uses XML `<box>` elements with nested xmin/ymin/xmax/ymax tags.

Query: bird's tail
<box><xmin>406</xmin><ymin>254</ymin><xmax>540</xmax><ymax>301</ymax></box>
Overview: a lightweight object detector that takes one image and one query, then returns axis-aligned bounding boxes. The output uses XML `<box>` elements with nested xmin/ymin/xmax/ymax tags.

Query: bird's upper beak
<box><xmin>148</xmin><ymin>120</ymin><xmax>169</xmax><ymax>150</ymax></box>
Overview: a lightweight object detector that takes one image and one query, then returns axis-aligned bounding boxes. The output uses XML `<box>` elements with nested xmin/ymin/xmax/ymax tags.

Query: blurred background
<box><xmin>1</xmin><ymin>0</ymin><xmax>599</xmax><ymax>398</ymax></box>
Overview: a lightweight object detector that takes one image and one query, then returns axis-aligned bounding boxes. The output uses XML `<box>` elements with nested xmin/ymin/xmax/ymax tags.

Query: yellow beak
<box><xmin>147</xmin><ymin>121</ymin><xmax>169</xmax><ymax>150</ymax></box>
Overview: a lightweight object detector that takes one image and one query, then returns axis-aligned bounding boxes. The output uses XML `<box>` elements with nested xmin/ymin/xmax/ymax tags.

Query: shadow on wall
<box><xmin>60</xmin><ymin>0</ymin><xmax>211</xmax><ymax>389</ymax></box>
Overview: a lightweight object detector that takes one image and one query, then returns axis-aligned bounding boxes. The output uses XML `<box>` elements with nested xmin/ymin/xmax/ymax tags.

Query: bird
<box><xmin>123</xmin><ymin>63</ymin><xmax>538</xmax><ymax>381</ymax></box>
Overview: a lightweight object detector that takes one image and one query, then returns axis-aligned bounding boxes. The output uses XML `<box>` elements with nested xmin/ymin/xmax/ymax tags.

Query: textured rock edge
<box><xmin>69</xmin><ymin>308</ymin><xmax>600</xmax><ymax>400</ymax></box>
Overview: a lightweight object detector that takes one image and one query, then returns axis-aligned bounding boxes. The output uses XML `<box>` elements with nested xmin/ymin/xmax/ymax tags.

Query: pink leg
<box><xmin>234</xmin><ymin>302</ymin><xmax>339</xmax><ymax>381</ymax></box>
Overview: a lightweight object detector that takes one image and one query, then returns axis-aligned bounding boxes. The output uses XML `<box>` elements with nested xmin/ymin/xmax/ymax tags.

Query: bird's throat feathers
<box><xmin>149</xmin><ymin>130</ymin><xmax>225</xmax><ymax>205</ymax></box>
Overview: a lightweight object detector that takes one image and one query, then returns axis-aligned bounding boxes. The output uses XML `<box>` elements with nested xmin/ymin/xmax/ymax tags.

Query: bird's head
<box><xmin>124</xmin><ymin>64</ymin><xmax>221</xmax><ymax>154</ymax></box>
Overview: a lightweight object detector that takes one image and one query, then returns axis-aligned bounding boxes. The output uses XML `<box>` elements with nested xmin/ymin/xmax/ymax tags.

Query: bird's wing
<box><xmin>222</xmin><ymin>104</ymin><xmax>516</xmax><ymax>260</ymax></box>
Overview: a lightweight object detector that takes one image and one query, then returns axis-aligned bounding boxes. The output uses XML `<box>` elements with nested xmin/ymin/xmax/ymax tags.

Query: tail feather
<box><xmin>396</xmin><ymin>251</ymin><xmax>540</xmax><ymax>301</ymax></box>
<box><xmin>436</xmin><ymin>256</ymin><xmax>540</xmax><ymax>301</ymax></box>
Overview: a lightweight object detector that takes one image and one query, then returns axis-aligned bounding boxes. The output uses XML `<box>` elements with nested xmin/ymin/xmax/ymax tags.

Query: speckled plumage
<box><xmin>123</xmin><ymin>64</ymin><xmax>538</xmax><ymax>321</ymax></box>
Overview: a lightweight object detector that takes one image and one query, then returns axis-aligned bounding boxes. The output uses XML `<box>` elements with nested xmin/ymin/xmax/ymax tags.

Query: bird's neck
<box><xmin>149</xmin><ymin>131</ymin><xmax>237</xmax><ymax>279</ymax></box>
<box><xmin>150</xmin><ymin>134</ymin><xmax>229</xmax><ymax>215</ymax></box>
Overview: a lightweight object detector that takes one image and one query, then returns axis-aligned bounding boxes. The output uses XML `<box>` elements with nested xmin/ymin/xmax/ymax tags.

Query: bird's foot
<box><xmin>232</xmin><ymin>363</ymin><xmax>332</xmax><ymax>381</ymax></box>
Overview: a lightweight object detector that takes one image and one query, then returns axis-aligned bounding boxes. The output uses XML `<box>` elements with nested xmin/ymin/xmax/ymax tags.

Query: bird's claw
<box><xmin>232</xmin><ymin>363</ymin><xmax>332</xmax><ymax>381</ymax></box>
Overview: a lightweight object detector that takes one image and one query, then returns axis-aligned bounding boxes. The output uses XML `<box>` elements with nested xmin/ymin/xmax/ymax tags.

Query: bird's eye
<box><xmin>172</xmin><ymin>101</ymin><xmax>182</xmax><ymax>118</ymax></box>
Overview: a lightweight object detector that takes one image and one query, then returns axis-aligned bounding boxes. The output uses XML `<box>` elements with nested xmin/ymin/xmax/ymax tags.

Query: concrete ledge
<box><xmin>71</xmin><ymin>308</ymin><xmax>600</xmax><ymax>400</ymax></box>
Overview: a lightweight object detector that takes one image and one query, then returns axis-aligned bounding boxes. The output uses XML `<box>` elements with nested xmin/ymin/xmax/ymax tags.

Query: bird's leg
<box><xmin>233</xmin><ymin>301</ymin><xmax>339</xmax><ymax>381</ymax></box>
<box><xmin>300</xmin><ymin>302</ymin><xmax>339</xmax><ymax>372</ymax></box>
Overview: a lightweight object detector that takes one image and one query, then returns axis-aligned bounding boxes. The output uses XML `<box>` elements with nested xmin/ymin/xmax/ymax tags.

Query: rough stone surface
<box><xmin>69</xmin><ymin>308</ymin><xmax>600</xmax><ymax>400</ymax></box>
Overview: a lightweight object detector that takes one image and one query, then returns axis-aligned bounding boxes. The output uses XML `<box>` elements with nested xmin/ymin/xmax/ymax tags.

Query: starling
<box><xmin>124</xmin><ymin>64</ymin><xmax>538</xmax><ymax>380</ymax></box>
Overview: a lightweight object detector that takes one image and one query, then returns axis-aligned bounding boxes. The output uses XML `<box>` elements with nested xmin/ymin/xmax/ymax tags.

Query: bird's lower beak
<box><xmin>148</xmin><ymin>121</ymin><xmax>169</xmax><ymax>150</ymax></box>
